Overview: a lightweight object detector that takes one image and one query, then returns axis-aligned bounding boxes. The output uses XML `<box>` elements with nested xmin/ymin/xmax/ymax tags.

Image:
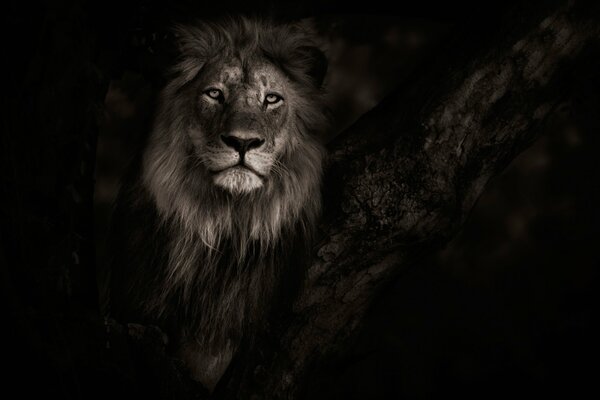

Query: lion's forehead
<box><xmin>213</xmin><ymin>62</ymin><xmax>288</xmax><ymax>94</ymax></box>
<box><xmin>218</xmin><ymin>65</ymin><xmax>243</xmax><ymax>83</ymax></box>
<box><xmin>250</xmin><ymin>64</ymin><xmax>288</xmax><ymax>91</ymax></box>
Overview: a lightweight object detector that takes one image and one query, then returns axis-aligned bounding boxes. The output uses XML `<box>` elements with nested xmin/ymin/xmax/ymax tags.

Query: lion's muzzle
<box><xmin>220</xmin><ymin>134</ymin><xmax>265</xmax><ymax>156</ymax></box>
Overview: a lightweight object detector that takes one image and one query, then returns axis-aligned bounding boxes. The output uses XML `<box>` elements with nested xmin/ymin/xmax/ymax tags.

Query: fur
<box><xmin>108</xmin><ymin>16</ymin><xmax>328</xmax><ymax>390</ymax></box>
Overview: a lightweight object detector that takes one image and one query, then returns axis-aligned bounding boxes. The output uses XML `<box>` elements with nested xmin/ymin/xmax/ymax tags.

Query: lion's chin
<box><xmin>213</xmin><ymin>166</ymin><xmax>263</xmax><ymax>194</ymax></box>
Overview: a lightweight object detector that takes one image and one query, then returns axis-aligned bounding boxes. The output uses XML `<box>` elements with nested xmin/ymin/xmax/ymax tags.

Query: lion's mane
<box><xmin>107</xmin><ymin>16</ymin><xmax>327</xmax><ymax>387</ymax></box>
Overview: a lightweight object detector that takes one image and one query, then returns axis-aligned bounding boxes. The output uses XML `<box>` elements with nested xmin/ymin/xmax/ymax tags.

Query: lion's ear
<box><xmin>298</xmin><ymin>46</ymin><xmax>328</xmax><ymax>88</ymax></box>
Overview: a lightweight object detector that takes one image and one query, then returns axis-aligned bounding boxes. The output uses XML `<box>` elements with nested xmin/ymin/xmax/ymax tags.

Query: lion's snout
<box><xmin>220</xmin><ymin>134</ymin><xmax>265</xmax><ymax>155</ymax></box>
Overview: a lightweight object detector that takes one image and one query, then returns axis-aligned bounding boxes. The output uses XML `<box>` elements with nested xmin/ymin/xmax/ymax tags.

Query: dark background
<box><xmin>3</xmin><ymin>0</ymin><xmax>599</xmax><ymax>398</ymax></box>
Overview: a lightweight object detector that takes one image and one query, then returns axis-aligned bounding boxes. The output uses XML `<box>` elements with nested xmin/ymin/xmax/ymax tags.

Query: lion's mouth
<box><xmin>209</xmin><ymin>163</ymin><xmax>265</xmax><ymax>180</ymax></box>
<box><xmin>209</xmin><ymin>162</ymin><xmax>266</xmax><ymax>194</ymax></box>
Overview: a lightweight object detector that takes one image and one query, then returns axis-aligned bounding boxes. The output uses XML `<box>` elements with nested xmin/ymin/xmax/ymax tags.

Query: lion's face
<box><xmin>189</xmin><ymin>60</ymin><xmax>295</xmax><ymax>195</ymax></box>
<box><xmin>143</xmin><ymin>18</ymin><xmax>328</xmax><ymax>246</ymax></box>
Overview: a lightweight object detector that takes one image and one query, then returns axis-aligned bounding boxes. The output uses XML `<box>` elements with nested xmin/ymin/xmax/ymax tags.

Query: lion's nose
<box><xmin>221</xmin><ymin>135</ymin><xmax>265</xmax><ymax>154</ymax></box>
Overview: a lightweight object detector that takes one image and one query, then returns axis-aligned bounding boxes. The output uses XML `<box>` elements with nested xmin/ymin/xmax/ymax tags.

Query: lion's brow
<box><xmin>219</xmin><ymin>66</ymin><xmax>243</xmax><ymax>84</ymax></box>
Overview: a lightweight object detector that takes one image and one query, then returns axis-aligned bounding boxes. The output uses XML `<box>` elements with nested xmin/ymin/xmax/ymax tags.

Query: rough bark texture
<box><xmin>221</xmin><ymin>1</ymin><xmax>600</xmax><ymax>398</ymax></box>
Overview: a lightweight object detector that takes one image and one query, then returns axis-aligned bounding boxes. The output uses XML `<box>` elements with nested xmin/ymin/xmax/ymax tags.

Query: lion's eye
<box><xmin>264</xmin><ymin>93</ymin><xmax>283</xmax><ymax>106</ymax></box>
<box><xmin>204</xmin><ymin>88</ymin><xmax>224</xmax><ymax>102</ymax></box>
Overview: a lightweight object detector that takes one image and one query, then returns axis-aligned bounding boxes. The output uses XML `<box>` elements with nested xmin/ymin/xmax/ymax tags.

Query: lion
<box><xmin>106</xmin><ymin>17</ymin><xmax>328</xmax><ymax>391</ymax></box>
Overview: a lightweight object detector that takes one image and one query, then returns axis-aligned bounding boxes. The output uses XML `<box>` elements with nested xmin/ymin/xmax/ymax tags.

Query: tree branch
<box><xmin>222</xmin><ymin>1</ymin><xmax>600</xmax><ymax>398</ymax></box>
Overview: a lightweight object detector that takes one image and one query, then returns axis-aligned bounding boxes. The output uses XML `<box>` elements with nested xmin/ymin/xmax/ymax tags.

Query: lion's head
<box><xmin>142</xmin><ymin>17</ymin><xmax>328</xmax><ymax>252</ymax></box>
<box><xmin>194</xmin><ymin>59</ymin><xmax>307</xmax><ymax>195</ymax></box>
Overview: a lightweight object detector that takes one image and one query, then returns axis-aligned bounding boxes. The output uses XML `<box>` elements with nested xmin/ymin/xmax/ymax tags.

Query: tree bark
<box><xmin>221</xmin><ymin>1</ymin><xmax>600</xmax><ymax>398</ymax></box>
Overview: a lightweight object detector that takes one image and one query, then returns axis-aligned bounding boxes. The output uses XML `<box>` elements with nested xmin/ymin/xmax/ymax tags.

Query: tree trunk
<box><xmin>221</xmin><ymin>1</ymin><xmax>600</xmax><ymax>398</ymax></box>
